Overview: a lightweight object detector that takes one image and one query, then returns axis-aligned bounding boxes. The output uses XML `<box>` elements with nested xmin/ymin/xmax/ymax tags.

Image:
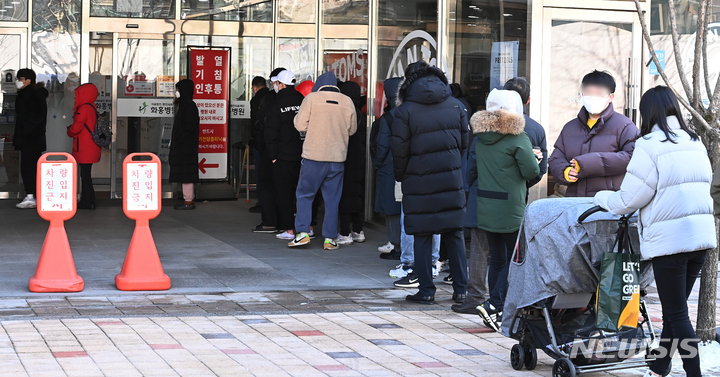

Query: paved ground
<box><xmin>0</xmin><ymin>199</ymin><xmax>398</xmax><ymax>296</ymax></box>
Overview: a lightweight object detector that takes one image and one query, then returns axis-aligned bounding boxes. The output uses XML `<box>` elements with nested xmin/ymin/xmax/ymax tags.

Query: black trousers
<box><xmin>650</xmin><ymin>249</ymin><xmax>706</xmax><ymax>377</ymax></box>
<box><xmin>339</xmin><ymin>212</ymin><xmax>363</xmax><ymax>236</ymax></box>
<box><xmin>486</xmin><ymin>230</ymin><xmax>519</xmax><ymax>310</ymax></box>
<box><xmin>20</xmin><ymin>145</ymin><xmax>43</xmax><ymax>196</ymax></box>
<box><xmin>272</xmin><ymin>159</ymin><xmax>301</xmax><ymax>231</ymax></box>
<box><xmin>415</xmin><ymin>229</ymin><xmax>468</xmax><ymax>297</ymax></box>
<box><xmin>79</xmin><ymin>163</ymin><xmax>95</xmax><ymax>205</ymax></box>
<box><xmin>257</xmin><ymin>152</ymin><xmax>278</xmax><ymax>227</ymax></box>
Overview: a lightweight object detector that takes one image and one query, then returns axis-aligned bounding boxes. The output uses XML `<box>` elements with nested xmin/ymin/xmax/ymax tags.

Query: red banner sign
<box><xmin>189</xmin><ymin>48</ymin><xmax>230</xmax><ymax>179</ymax></box>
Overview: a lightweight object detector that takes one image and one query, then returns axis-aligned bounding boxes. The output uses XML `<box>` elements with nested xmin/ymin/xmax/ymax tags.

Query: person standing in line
<box><xmin>169</xmin><ymin>79</ymin><xmax>200</xmax><ymax>210</ymax></box>
<box><xmin>596</xmin><ymin>86</ymin><xmax>716</xmax><ymax>377</ymax></box>
<box><xmin>471</xmin><ymin>89</ymin><xmax>540</xmax><ymax>331</ymax></box>
<box><xmin>372</xmin><ymin>78</ymin><xmax>404</xmax><ymax>259</ymax></box>
<box><xmin>252</xmin><ymin>67</ymin><xmax>286</xmax><ymax>233</ymax></box>
<box><xmin>67</xmin><ymin>83</ymin><xmax>101</xmax><ymax>210</ymax></box>
<box><xmin>336</xmin><ymin>81</ymin><xmax>367</xmax><ymax>245</ymax></box>
<box><xmin>13</xmin><ymin>68</ymin><xmax>47</xmax><ymax>209</ymax></box>
<box><xmin>390</xmin><ymin>61</ymin><xmax>469</xmax><ymax>305</ymax></box>
<box><xmin>264</xmin><ymin>70</ymin><xmax>305</xmax><ymax>240</ymax></box>
<box><xmin>289</xmin><ymin>71</ymin><xmax>356</xmax><ymax>250</ymax></box>
<box><xmin>549</xmin><ymin>70</ymin><xmax>639</xmax><ymax>197</ymax></box>
<box><xmin>249</xmin><ymin>76</ymin><xmax>270</xmax><ymax>215</ymax></box>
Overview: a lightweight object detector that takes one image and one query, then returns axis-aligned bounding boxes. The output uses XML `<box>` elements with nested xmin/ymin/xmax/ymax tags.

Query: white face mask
<box><xmin>175</xmin><ymin>91</ymin><xmax>181</xmax><ymax>98</ymax></box>
<box><xmin>581</xmin><ymin>95</ymin><xmax>609</xmax><ymax>115</ymax></box>
<box><xmin>273</xmin><ymin>82</ymin><xmax>279</xmax><ymax>93</ymax></box>
<box><xmin>15</xmin><ymin>81</ymin><xmax>24</xmax><ymax>89</ymax></box>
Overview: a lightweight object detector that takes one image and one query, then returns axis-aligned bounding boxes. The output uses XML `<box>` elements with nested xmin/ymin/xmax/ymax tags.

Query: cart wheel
<box><xmin>524</xmin><ymin>345</ymin><xmax>537</xmax><ymax>370</ymax></box>
<box><xmin>552</xmin><ymin>358</ymin><xmax>576</xmax><ymax>377</ymax></box>
<box><xmin>510</xmin><ymin>344</ymin><xmax>525</xmax><ymax>370</ymax></box>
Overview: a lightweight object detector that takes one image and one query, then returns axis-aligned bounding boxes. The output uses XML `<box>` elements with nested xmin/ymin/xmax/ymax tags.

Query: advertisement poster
<box><xmin>124</xmin><ymin>75</ymin><xmax>154</xmax><ymax>97</ymax></box>
<box><xmin>189</xmin><ymin>48</ymin><xmax>230</xmax><ymax>180</ymax></box>
<box><xmin>490</xmin><ymin>41</ymin><xmax>519</xmax><ymax>90</ymax></box>
<box><xmin>324</xmin><ymin>48</ymin><xmax>368</xmax><ymax>96</ymax></box>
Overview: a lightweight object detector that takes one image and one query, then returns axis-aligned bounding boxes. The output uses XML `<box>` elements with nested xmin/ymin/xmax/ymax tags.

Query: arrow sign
<box><xmin>198</xmin><ymin>158</ymin><xmax>220</xmax><ymax>174</ymax></box>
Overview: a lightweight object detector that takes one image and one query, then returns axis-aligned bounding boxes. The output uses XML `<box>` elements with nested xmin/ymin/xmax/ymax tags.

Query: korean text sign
<box><xmin>189</xmin><ymin>48</ymin><xmax>230</xmax><ymax>179</ymax></box>
<box><xmin>123</xmin><ymin>154</ymin><xmax>161</xmax><ymax>220</ymax></box>
<box><xmin>37</xmin><ymin>153</ymin><xmax>77</xmax><ymax>221</ymax></box>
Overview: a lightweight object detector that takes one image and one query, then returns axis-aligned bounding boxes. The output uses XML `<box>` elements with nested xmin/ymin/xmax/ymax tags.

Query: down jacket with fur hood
<box><xmin>390</xmin><ymin>63</ymin><xmax>469</xmax><ymax>236</ymax></box>
<box><xmin>594</xmin><ymin>116</ymin><xmax>716</xmax><ymax>260</ymax></box>
<box><xmin>471</xmin><ymin>109</ymin><xmax>539</xmax><ymax>233</ymax></box>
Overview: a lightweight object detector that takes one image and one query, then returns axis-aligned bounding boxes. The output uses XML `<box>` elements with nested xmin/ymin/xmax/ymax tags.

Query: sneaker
<box><xmin>335</xmin><ymin>234</ymin><xmax>353</xmax><ymax>245</ymax></box>
<box><xmin>436</xmin><ymin>260</ymin><xmax>450</xmax><ymax>272</ymax></box>
<box><xmin>642</xmin><ymin>371</ymin><xmax>663</xmax><ymax>377</ymax></box>
<box><xmin>477</xmin><ymin>302</ymin><xmax>501</xmax><ymax>332</ymax></box>
<box><xmin>351</xmin><ymin>231</ymin><xmax>366</xmax><ymax>243</ymax></box>
<box><xmin>379</xmin><ymin>250</ymin><xmax>401</xmax><ymax>260</ymax></box>
<box><xmin>253</xmin><ymin>224</ymin><xmax>278</xmax><ymax>233</ymax></box>
<box><xmin>378</xmin><ymin>242</ymin><xmax>394</xmax><ymax>253</ymax></box>
<box><xmin>173</xmin><ymin>203</ymin><xmax>196</xmax><ymax>210</ymax></box>
<box><xmin>16</xmin><ymin>195</ymin><xmax>36</xmax><ymax>209</ymax></box>
<box><xmin>288</xmin><ymin>232</ymin><xmax>311</xmax><ymax>247</ymax></box>
<box><xmin>393</xmin><ymin>273</ymin><xmax>419</xmax><ymax>288</ymax></box>
<box><xmin>432</xmin><ymin>267</ymin><xmax>438</xmax><ymax>279</ymax></box>
<box><xmin>276</xmin><ymin>231</ymin><xmax>295</xmax><ymax>240</ymax></box>
<box><xmin>389</xmin><ymin>264</ymin><xmax>412</xmax><ymax>279</ymax></box>
<box><xmin>308</xmin><ymin>230</ymin><xmax>316</xmax><ymax>239</ymax></box>
<box><xmin>324</xmin><ymin>238</ymin><xmax>339</xmax><ymax>250</ymax></box>
<box><xmin>443</xmin><ymin>274</ymin><xmax>453</xmax><ymax>285</ymax></box>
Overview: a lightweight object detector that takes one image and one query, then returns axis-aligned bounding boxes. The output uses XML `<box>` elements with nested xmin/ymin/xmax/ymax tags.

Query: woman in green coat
<box><xmin>471</xmin><ymin>89</ymin><xmax>540</xmax><ymax>331</ymax></box>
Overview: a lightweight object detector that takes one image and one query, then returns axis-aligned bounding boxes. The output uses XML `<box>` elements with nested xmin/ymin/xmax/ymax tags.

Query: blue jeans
<box><xmin>650</xmin><ymin>249</ymin><xmax>706</xmax><ymax>377</ymax></box>
<box><xmin>295</xmin><ymin>159</ymin><xmax>344</xmax><ymax>239</ymax></box>
<box><xmin>400</xmin><ymin>205</ymin><xmax>439</xmax><ymax>267</ymax></box>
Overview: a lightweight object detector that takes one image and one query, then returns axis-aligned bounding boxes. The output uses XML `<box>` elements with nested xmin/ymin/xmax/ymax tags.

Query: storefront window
<box><xmin>181</xmin><ymin>0</ymin><xmax>272</xmax><ymax>22</ymax></box>
<box><xmin>322</xmin><ymin>0</ymin><xmax>368</xmax><ymax>24</ymax></box>
<box><xmin>276</xmin><ymin>38</ymin><xmax>316</xmax><ymax>82</ymax></box>
<box><xmin>278</xmin><ymin>0</ymin><xmax>314</xmax><ymax>23</ymax></box>
<box><xmin>323</xmin><ymin>39</ymin><xmax>368</xmax><ymax>95</ymax></box>
<box><xmin>0</xmin><ymin>34</ymin><xmax>22</xmax><ymax>195</ymax></box>
<box><xmin>90</xmin><ymin>0</ymin><xmax>175</xmax><ymax>18</ymax></box>
<box><xmin>0</xmin><ymin>0</ymin><xmax>27</xmax><ymax>21</ymax></box>
<box><xmin>448</xmin><ymin>0</ymin><xmax>528</xmax><ymax>112</ymax></box>
<box><xmin>32</xmin><ymin>0</ymin><xmax>82</xmax><ymax>158</ymax></box>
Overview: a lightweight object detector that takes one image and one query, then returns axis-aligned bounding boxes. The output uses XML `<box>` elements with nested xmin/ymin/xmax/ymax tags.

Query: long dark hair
<box><xmin>639</xmin><ymin>86</ymin><xmax>698</xmax><ymax>143</ymax></box>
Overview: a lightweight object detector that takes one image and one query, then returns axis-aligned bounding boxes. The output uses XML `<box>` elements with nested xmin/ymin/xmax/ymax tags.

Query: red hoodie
<box><xmin>68</xmin><ymin>83</ymin><xmax>101</xmax><ymax>164</ymax></box>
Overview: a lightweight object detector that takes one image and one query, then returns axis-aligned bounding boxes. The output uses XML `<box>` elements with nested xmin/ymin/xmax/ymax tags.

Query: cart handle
<box><xmin>577</xmin><ymin>205</ymin><xmax>607</xmax><ymax>223</ymax></box>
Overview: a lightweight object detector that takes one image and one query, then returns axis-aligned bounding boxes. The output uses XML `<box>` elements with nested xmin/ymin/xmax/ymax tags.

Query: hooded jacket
<box><xmin>13</xmin><ymin>83</ymin><xmax>48</xmax><ymax>150</ymax></box>
<box><xmin>549</xmin><ymin>103</ymin><xmax>639</xmax><ymax>197</ymax></box>
<box><xmin>391</xmin><ymin>65</ymin><xmax>468</xmax><ymax>235</ymax></box>
<box><xmin>338</xmin><ymin>81</ymin><xmax>367</xmax><ymax>214</ymax></box>
<box><xmin>471</xmin><ymin>110</ymin><xmax>539</xmax><ymax>233</ymax></box>
<box><xmin>265</xmin><ymin>85</ymin><xmax>304</xmax><ymax>161</ymax></box>
<box><xmin>373</xmin><ymin>78</ymin><xmax>403</xmax><ymax>216</ymax></box>
<box><xmin>169</xmin><ymin>79</ymin><xmax>200</xmax><ymax>183</ymax></box>
<box><xmin>67</xmin><ymin>83</ymin><xmax>101</xmax><ymax>164</ymax></box>
<box><xmin>595</xmin><ymin>116</ymin><xmax>716</xmax><ymax>259</ymax></box>
<box><xmin>294</xmin><ymin>72</ymin><xmax>357</xmax><ymax>163</ymax></box>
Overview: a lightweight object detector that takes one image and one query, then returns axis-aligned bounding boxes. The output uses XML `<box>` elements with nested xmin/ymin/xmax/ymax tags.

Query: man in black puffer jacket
<box><xmin>391</xmin><ymin>61</ymin><xmax>469</xmax><ymax>305</ymax></box>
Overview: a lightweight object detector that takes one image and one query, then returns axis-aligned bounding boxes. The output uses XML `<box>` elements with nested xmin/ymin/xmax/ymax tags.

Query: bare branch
<box><xmin>632</xmin><ymin>0</ymin><xmax>715</xmax><ymax>134</ymax></box>
<box><xmin>692</xmin><ymin>0</ymin><xmax>709</xmax><ymax>108</ymax></box>
<box><xmin>702</xmin><ymin>0</ymin><xmax>713</xmax><ymax>104</ymax></box>
<box><xmin>667</xmin><ymin>0</ymin><xmax>695</xmax><ymax>102</ymax></box>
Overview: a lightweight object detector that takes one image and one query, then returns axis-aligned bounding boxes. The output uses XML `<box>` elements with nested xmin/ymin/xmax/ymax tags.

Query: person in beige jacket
<box><xmin>289</xmin><ymin>71</ymin><xmax>357</xmax><ymax>250</ymax></box>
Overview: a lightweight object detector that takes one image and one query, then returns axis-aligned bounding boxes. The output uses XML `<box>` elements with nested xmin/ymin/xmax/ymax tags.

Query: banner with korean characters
<box><xmin>117</xmin><ymin>98</ymin><xmax>174</xmax><ymax>118</ymax></box>
<box><xmin>189</xmin><ymin>47</ymin><xmax>230</xmax><ymax>180</ymax></box>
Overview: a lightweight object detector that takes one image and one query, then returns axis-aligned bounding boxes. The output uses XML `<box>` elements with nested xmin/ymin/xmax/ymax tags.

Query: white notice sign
<box><xmin>126</xmin><ymin>162</ymin><xmax>159</xmax><ymax>211</ymax></box>
<box><xmin>490</xmin><ymin>41</ymin><xmax>519</xmax><ymax>90</ymax></box>
<box><xmin>40</xmin><ymin>162</ymin><xmax>74</xmax><ymax>212</ymax></box>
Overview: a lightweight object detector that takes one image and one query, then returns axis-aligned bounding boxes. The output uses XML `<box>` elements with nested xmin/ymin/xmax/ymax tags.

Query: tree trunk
<box><xmin>696</xmin><ymin>127</ymin><xmax>719</xmax><ymax>342</ymax></box>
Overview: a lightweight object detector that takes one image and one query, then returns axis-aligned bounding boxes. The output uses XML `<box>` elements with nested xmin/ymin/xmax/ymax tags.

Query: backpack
<box><xmin>81</xmin><ymin>104</ymin><xmax>112</xmax><ymax>148</ymax></box>
<box><xmin>369</xmin><ymin>111</ymin><xmax>394</xmax><ymax>162</ymax></box>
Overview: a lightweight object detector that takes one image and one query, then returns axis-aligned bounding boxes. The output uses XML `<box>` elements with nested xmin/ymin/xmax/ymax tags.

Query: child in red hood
<box><xmin>67</xmin><ymin>83</ymin><xmax>101</xmax><ymax>209</ymax></box>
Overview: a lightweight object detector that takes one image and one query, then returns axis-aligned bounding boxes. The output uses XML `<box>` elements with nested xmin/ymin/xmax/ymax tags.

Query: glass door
<box><xmin>88</xmin><ymin>32</ymin><xmax>176</xmax><ymax>199</ymax></box>
<box><xmin>0</xmin><ymin>28</ymin><xmax>27</xmax><ymax>199</ymax></box>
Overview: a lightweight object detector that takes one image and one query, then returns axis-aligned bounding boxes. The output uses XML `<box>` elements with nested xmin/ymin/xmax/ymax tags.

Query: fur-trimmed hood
<box><xmin>396</xmin><ymin>64</ymin><xmax>450</xmax><ymax>106</ymax></box>
<box><xmin>470</xmin><ymin>109</ymin><xmax>526</xmax><ymax>145</ymax></box>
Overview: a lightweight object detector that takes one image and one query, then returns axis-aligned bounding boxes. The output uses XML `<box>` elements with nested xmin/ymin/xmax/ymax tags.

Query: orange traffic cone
<box><xmin>115</xmin><ymin>218</ymin><xmax>171</xmax><ymax>291</ymax></box>
<box><xmin>29</xmin><ymin>220</ymin><xmax>84</xmax><ymax>292</ymax></box>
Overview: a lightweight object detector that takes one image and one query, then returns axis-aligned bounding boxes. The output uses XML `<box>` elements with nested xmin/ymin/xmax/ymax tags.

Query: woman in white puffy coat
<box><xmin>594</xmin><ymin>86</ymin><xmax>715</xmax><ymax>377</ymax></box>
